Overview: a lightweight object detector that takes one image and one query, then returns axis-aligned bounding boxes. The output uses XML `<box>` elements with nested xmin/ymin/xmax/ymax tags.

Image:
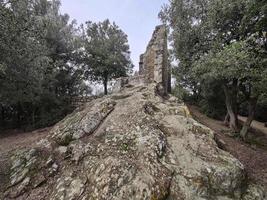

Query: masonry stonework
<box><xmin>139</xmin><ymin>25</ymin><xmax>171</xmax><ymax>94</ymax></box>
<box><xmin>112</xmin><ymin>25</ymin><xmax>171</xmax><ymax>94</ymax></box>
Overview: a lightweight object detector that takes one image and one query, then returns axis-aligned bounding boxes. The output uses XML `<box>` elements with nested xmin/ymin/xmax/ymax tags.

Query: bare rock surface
<box><xmin>0</xmin><ymin>84</ymin><xmax>266</xmax><ymax>200</ymax></box>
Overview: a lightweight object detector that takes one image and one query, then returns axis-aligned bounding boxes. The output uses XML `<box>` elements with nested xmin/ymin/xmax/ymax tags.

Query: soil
<box><xmin>0</xmin><ymin>127</ymin><xmax>51</xmax><ymax>156</ymax></box>
<box><xmin>188</xmin><ymin>105</ymin><xmax>267</xmax><ymax>187</ymax></box>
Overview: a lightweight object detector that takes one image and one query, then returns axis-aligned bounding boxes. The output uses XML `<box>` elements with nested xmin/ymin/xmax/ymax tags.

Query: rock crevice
<box><xmin>1</xmin><ymin>84</ymin><xmax>265</xmax><ymax>200</ymax></box>
<box><xmin>1</xmin><ymin>25</ymin><xmax>266</xmax><ymax>200</ymax></box>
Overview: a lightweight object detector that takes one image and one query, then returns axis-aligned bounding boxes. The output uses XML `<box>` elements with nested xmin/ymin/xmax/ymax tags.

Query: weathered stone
<box><xmin>243</xmin><ymin>184</ymin><xmax>267</xmax><ymax>200</ymax></box>
<box><xmin>112</xmin><ymin>25</ymin><xmax>171</xmax><ymax>95</ymax></box>
<box><xmin>56</xmin><ymin>146</ymin><xmax>68</xmax><ymax>155</ymax></box>
<box><xmin>51</xmin><ymin>99</ymin><xmax>116</xmax><ymax>145</ymax></box>
<box><xmin>37</xmin><ymin>138</ymin><xmax>52</xmax><ymax>149</ymax></box>
<box><xmin>139</xmin><ymin>25</ymin><xmax>171</xmax><ymax>94</ymax></box>
<box><xmin>9</xmin><ymin>149</ymin><xmax>38</xmax><ymax>187</ymax></box>
<box><xmin>3</xmin><ymin>83</ymin><xmax>266</xmax><ymax>200</ymax></box>
<box><xmin>52</xmin><ymin>173</ymin><xmax>87</xmax><ymax>200</ymax></box>
<box><xmin>50</xmin><ymin>84</ymin><xmax>249</xmax><ymax>199</ymax></box>
<box><xmin>48</xmin><ymin>162</ymin><xmax>59</xmax><ymax>176</ymax></box>
<box><xmin>46</xmin><ymin>156</ymin><xmax>54</xmax><ymax>166</ymax></box>
<box><xmin>33</xmin><ymin>174</ymin><xmax>46</xmax><ymax>188</ymax></box>
<box><xmin>1</xmin><ymin>26</ymin><xmax>266</xmax><ymax>200</ymax></box>
<box><xmin>8</xmin><ymin>177</ymin><xmax>30</xmax><ymax>198</ymax></box>
<box><xmin>10</xmin><ymin>168</ymin><xmax>29</xmax><ymax>186</ymax></box>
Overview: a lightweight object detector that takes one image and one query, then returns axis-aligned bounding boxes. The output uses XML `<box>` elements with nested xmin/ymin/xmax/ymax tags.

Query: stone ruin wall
<box><xmin>112</xmin><ymin>25</ymin><xmax>171</xmax><ymax>94</ymax></box>
<box><xmin>139</xmin><ymin>25</ymin><xmax>171</xmax><ymax>93</ymax></box>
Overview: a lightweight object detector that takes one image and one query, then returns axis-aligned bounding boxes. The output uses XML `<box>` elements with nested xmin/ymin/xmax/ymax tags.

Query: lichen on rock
<box><xmin>1</xmin><ymin>25</ymin><xmax>266</xmax><ymax>200</ymax></box>
<box><xmin>51</xmin><ymin>99</ymin><xmax>116</xmax><ymax>146</ymax></box>
<box><xmin>1</xmin><ymin>83</ymin><xmax>266</xmax><ymax>200</ymax></box>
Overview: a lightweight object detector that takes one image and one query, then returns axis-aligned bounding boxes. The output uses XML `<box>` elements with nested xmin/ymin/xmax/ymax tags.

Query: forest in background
<box><xmin>1</xmin><ymin>0</ymin><xmax>267</xmax><ymax>141</ymax></box>
<box><xmin>0</xmin><ymin>0</ymin><xmax>132</xmax><ymax>130</ymax></box>
<box><xmin>160</xmin><ymin>0</ymin><xmax>267</xmax><ymax>139</ymax></box>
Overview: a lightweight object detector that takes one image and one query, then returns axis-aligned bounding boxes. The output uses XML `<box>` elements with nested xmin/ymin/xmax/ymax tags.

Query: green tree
<box><xmin>193</xmin><ymin>41</ymin><xmax>267</xmax><ymax>138</ymax></box>
<box><xmin>0</xmin><ymin>0</ymin><xmax>49</xmax><ymax>127</ymax></box>
<box><xmin>0</xmin><ymin>0</ymin><xmax>88</xmax><ymax>129</ymax></box>
<box><xmin>160</xmin><ymin>0</ymin><xmax>267</xmax><ymax>138</ymax></box>
<box><xmin>83</xmin><ymin>19</ymin><xmax>133</xmax><ymax>95</ymax></box>
<box><xmin>159</xmin><ymin>0</ymin><xmax>210</xmax><ymax>97</ymax></box>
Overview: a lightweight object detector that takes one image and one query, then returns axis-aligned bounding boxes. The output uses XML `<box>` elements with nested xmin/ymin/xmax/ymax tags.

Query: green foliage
<box><xmin>161</xmin><ymin>0</ymin><xmax>267</xmax><ymax>134</ymax></box>
<box><xmin>159</xmin><ymin>0</ymin><xmax>211</xmax><ymax>93</ymax></box>
<box><xmin>199</xmin><ymin>83</ymin><xmax>226</xmax><ymax>120</ymax></box>
<box><xmin>83</xmin><ymin>19</ymin><xmax>133</xmax><ymax>94</ymax></box>
<box><xmin>193</xmin><ymin>40</ymin><xmax>267</xmax><ymax>99</ymax></box>
<box><xmin>255</xmin><ymin>97</ymin><xmax>267</xmax><ymax>122</ymax></box>
<box><xmin>171</xmin><ymin>83</ymin><xmax>188</xmax><ymax>101</ymax></box>
<box><xmin>0</xmin><ymin>1</ymin><xmax>133</xmax><ymax>130</ymax></box>
<box><xmin>0</xmin><ymin>0</ymin><xmax>90</xmax><ymax>130</ymax></box>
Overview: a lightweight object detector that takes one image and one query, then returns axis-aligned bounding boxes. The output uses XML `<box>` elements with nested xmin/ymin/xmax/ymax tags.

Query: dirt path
<box><xmin>188</xmin><ymin>105</ymin><xmax>267</xmax><ymax>186</ymax></box>
<box><xmin>0</xmin><ymin>127</ymin><xmax>51</xmax><ymax>156</ymax></box>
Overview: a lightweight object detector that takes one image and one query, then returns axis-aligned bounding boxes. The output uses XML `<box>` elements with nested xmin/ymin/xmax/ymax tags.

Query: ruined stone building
<box><xmin>113</xmin><ymin>25</ymin><xmax>171</xmax><ymax>94</ymax></box>
<box><xmin>139</xmin><ymin>25</ymin><xmax>171</xmax><ymax>94</ymax></box>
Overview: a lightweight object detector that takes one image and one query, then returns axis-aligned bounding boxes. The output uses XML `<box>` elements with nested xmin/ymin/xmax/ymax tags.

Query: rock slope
<box><xmin>0</xmin><ymin>84</ymin><xmax>266</xmax><ymax>200</ymax></box>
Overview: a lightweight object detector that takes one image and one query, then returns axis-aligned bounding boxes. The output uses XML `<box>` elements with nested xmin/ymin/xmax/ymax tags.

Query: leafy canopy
<box><xmin>84</xmin><ymin>19</ymin><xmax>133</xmax><ymax>85</ymax></box>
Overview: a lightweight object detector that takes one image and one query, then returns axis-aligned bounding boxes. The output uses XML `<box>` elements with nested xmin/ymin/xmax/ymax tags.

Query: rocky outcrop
<box><xmin>1</xmin><ymin>84</ymin><xmax>266</xmax><ymax>200</ymax></box>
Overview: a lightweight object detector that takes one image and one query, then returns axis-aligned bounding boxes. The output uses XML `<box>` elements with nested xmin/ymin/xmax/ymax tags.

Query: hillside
<box><xmin>0</xmin><ymin>83</ymin><xmax>266</xmax><ymax>200</ymax></box>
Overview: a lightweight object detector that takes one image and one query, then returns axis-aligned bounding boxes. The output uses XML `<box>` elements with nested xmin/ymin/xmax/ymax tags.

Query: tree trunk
<box><xmin>223</xmin><ymin>84</ymin><xmax>239</xmax><ymax>132</ymax></box>
<box><xmin>240</xmin><ymin>97</ymin><xmax>257</xmax><ymax>140</ymax></box>
<box><xmin>224</xmin><ymin>113</ymin><xmax>230</xmax><ymax>126</ymax></box>
<box><xmin>103</xmin><ymin>79</ymin><xmax>108</xmax><ymax>95</ymax></box>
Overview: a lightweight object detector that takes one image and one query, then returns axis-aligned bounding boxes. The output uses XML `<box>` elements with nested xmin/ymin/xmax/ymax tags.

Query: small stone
<box><xmin>243</xmin><ymin>184</ymin><xmax>266</xmax><ymax>200</ymax></box>
<box><xmin>48</xmin><ymin>163</ymin><xmax>59</xmax><ymax>176</ymax></box>
<box><xmin>11</xmin><ymin>168</ymin><xmax>29</xmax><ymax>186</ymax></box>
<box><xmin>11</xmin><ymin>158</ymin><xmax>24</xmax><ymax>171</ymax></box>
<box><xmin>118</xmin><ymin>178</ymin><xmax>123</xmax><ymax>187</ymax></box>
<box><xmin>57</xmin><ymin>146</ymin><xmax>68</xmax><ymax>155</ymax></box>
<box><xmin>9</xmin><ymin>177</ymin><xmax>30</xmax><ymax>198</ymax></box>
<box><xmin>52</xmin><ymin>176</ymin><xmax>86</xmax><ymax>200</ymax></box>
<box><xmin>34</xmin><ymin>175</ymin><xmax>47</xmax><ymax>188</ymax></box>
<box><xmin>18</xmin><ymin>177</ymin><xmax>30</xmax><ymax>191</ymax></box>
<box><xmin>25</xmin><ymin>149</ymin><xmax>37</xmax><ymax>160</ymax></box>
<box><xmin>52</xmin><ymin>163</ymin><xmax>59</xmax><ymax>172</ymax></box>
<box><xmin>37</xmin><ymin>139</ymin><xmax>52</xmax><ymax>148</ymax></box>
<box><xmin>46</xmin><ymin>156</ymin><xmax>54</xmax><ymax>166</ymax></box>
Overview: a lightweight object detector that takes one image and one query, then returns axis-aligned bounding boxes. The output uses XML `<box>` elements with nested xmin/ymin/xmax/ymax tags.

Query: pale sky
<box><xmin>60</xmin><ymin>0</ymin><xmax>169</xmax><ymax>70</ymax></box>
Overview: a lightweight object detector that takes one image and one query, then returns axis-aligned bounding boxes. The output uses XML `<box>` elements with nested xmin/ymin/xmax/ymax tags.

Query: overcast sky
<box><xmin>60</xmin><ymin>0</ymin><xmax>169</xmax><ymax>71</ymax></box>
